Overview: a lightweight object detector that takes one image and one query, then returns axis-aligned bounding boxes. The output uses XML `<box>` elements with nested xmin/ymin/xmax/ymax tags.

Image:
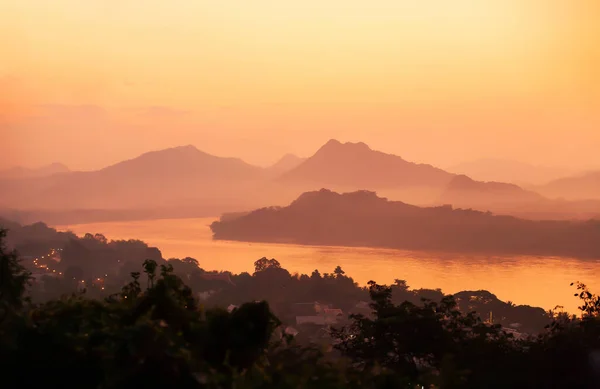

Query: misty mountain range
<box><xmin>0</xmin><ymin>163</ymin><xmax>70</xmax><ymax>179</ymax></box>
<box><xmin>536</xmin><ymin>171</ymin><xmax>600</xmax><ymax>201</ymax></box>
<box><xmin>447</xmin><ymin>158</ymin><xmax>578</xmax><ymax>186</ymax></box>
<box><xmin>1</xmin><ymin>140</ymin><xmax>599</xmax><ymax>224</ymax></box>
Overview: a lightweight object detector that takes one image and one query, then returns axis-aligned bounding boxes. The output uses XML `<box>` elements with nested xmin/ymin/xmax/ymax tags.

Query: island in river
<box><xmin>210</xmin><ymin>189</ymin><xmax>600</xmax><ymax>259</ymax></box>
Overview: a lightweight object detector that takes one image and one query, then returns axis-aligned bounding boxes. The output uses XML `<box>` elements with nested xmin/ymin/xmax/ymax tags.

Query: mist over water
<box><xmin>55</xmin><ymin>217</ymin><xmax>600</xmax><ymax>314</ymax></box>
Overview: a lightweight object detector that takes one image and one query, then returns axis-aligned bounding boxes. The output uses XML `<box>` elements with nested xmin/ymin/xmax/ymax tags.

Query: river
<box><xmin>54</xmin><ymin>217</ymin><xmax>600</xmax><ymax>313</ymax></box>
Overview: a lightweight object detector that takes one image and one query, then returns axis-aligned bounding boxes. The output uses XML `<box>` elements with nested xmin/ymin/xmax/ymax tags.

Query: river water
<box><xmin>54</xmin><ymin>217</ymin><xmax>600</xmax><ymax>313</ymax></box>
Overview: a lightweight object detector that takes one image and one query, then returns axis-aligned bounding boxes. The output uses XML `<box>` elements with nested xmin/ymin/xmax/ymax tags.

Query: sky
<box><xmin>1</xmin><ymin>0</ymin><xmax>599</xmax><ymax>171</ymax></box>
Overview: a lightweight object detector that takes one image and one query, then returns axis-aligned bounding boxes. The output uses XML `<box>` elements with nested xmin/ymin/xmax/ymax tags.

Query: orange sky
<box><xmin>1</xmin><ymin>0</ymin><xmax>599</xmax><ymax>170</ymax></box>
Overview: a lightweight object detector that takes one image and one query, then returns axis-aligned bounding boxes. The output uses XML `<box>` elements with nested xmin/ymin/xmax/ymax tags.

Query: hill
<box><xmin>0</xmin><ymin>217</ymin><xmax>77</xmax><ymax>256</ymax></box>
<box><xmin>440</xmin><ymin>175</ymin><xmax>544</xmax><ymax>207</ymax></box>
<box><xmin>0</xmin><ymin>163</ymin><xmax>70</xmax><ymax>179</ymax></box>
<box><xmin>211</xmin><ymin>189</ymin><xmax>600</xmax><ymax>258</ymax></box>
<box><xmin>0</xmin><ymin>145</ymin><xmax>270</xmax><ymax>211</ymax></box>
<box><xmin>266</xmin><ymin>154</ymin><xmax>306</xmax><ymax>175</ymax></box>
<box><xmin>537</xmin><ymin>170</ymin><xmax>600</xmax><ymax>200</ymax></box>
<box><xmin>278</xmin><ymin>139</ymin><xmax>454</xmax><ymax>191</ymax></box>
<box><xmin>448</xmin><ymin>159</ymin><xmax>574</xmax><ymax>186</ymax></box>
<box><xmin>439</xmin><ymin>175</ymin><xmax>600</xmax><ymax>220</ymax></box>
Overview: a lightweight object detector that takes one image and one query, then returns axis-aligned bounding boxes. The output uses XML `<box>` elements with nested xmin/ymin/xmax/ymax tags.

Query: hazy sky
<box><xmin>2</xmin><ymin>0</ymin><xmax>599</xmax><ymax>170</ymax></box>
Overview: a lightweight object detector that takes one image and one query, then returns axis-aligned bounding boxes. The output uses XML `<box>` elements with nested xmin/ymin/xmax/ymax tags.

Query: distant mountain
<box><xmin>439</xmin><ymin>175</ymin><xmax>600</xmax><ymax>220</ymax></box>
<box><xmin>448</xmin><ymin>159</ymin><xmax>574</xmax><ymax>186</ymax></box>
<box><xmin>96</xmin><ymin>145</ymin><xmax>261</xmax><ymax>181</ymax></box>
<box><xmin>3</xmin><ymin>141</ymin><xmax>598</xmax><ymax>223</ymax></box>
<box><xmin>279</xmin><ymin>139</ymin><xmax>454</xmax><ymax>191</ymax></box>
<box><xmin>211</xmin><ymin>189</ymin><xmax>600</xmax><ymax>258</ymax></box>
<box><xmin>266</xmin><ymin>154</ymin><xmax>306</xmax><ymax>175</ymax></box>
<box><xmin>0</xmin><ymin>163</ymin><xmax>70</xmax><ymax>179</ymax></box>
<box><xmin>537</xmin><ymin>170</ymin><xmax>600</xmax><ymax>200</ymax></box>
<box><xmin>440</xmin><ymin>175</ymin><xmax>544</xmax><ymax>207</ymax></box>
<box><xmin>0</xmin><ymin>145</ymin><xmax>270</xmax><ymax>210</ymax></box>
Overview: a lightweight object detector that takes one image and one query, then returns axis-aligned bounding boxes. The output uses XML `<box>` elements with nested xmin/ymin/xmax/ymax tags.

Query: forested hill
<box><xmin>211</xmin><ymin>189</ymin><xmax>600</xmax><ymax>258</ymax></box>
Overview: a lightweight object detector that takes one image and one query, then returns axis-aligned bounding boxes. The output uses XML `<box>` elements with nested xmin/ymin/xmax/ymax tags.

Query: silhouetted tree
<box><xmin>0</xmin><ymin>229</ymin><xmax>31</xmax><ymax>321</ymax></box>
<box><xmin>253</xmin><ymin>257</ymin><xmax>281</xmax><ymax>273</ymax></box>
<box><xmin>93</xmin><ymin>233</ymin><xmax>107</xmax><ymax>244</ymax></box>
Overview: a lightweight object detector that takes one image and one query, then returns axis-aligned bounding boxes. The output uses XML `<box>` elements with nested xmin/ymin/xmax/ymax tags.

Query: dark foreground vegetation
<box><xmin>211</xmin><ymin>189</ymin><xmax>600</xmax><ymax>258</ymax></box>
<box><xmin>1</xmin><ymin>222</ymin><xmax>600</xmax><ymax>388</ymax></box>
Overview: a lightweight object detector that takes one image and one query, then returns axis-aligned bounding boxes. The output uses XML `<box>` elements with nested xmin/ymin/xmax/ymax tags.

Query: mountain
<box><xmin>210</xmin><ymin>189</ymin><xmax>600</xmax><ymax>258</ymax></box>
<box><xmin>438</xmin><ymin>175</ymin><xmax>600</xmax><ymax>220</ymax></box>
<box><xmin>266</xmin><ymin>154</ymin><xmax>306</xmax><ymax>175</ymax></box>
<box><xmin>537</xmin><ymin>170</ymin><xmax>600</xmax><ymax>200</ymax></box>
<box><xmin>279</xmin><ymin>139</ymin><xmax>455</xmax><ymax>192</ymax></box>
<box><xmin>0</xmin><ymin>145</ymin><xmax>270</xmax><ymax>211</ymax></box>
<box><xmin>440</xmin><ymin>175</ymin><xmax>544</xmax><ymax>207</ymax></box>
<box><xmin>95</xmin><ymin>145</ymin><xmax>261</xmax><ymax>181</ymax></box>
<box><xmin>0</xmin><ymin>163</ymin><xmax>70</xmax><ymax>179</ymax></box>
<box><xmin>3</xmin><ymin>141</ymin><xmax>597</xmax><ymax>223</ymax></box>
<box><xmin>448</xmin><ymin>159</ymin><xmax>574</xmax><ymax>186</ymax></box>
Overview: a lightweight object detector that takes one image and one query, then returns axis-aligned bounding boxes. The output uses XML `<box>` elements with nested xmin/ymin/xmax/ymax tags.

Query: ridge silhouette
<box><xmin>211</xmin><ymin>188</ymin><xmax>600</xmax><ymax>258</ymax></box>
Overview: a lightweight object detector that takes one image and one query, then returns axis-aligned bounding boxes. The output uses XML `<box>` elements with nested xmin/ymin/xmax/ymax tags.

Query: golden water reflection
<box><xmin>55</xmin><ymin>217</ymin><xmax>600</xmax><ymax>314</ymax></box>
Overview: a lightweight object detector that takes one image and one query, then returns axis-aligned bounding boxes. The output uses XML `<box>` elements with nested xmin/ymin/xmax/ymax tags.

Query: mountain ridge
<box><xmin>210</xmin><ymin>189</ymin><xmax>600</xmax><ymax>258</ymax></box>
<box><xmin>278</xmin><ymin>139</ymin><xmax>455</xmax><ymax>190</ymax></box>
<box><xmin>448</xmin><ymin>158</ymin><xmax>576</xmax><ymax>186</ymax></box>
<box><xmin>3</xmin><ymin>141</ymin><xmax>596</xmax><ymax>223</ymax></box>
<box><xmin>0</xmin><ymin>145</ymin><xmax>270</xmax><ymax>210</ymax></box>
<box><xmin>537</xmin><ymin>170</ymin><xmax>600</xmax><ymax>200</ymax></box>
<box><xmin>266</xmin><ymin>153</ymin><xmax>306</xmax><ymax>175</ymax></box>
<box><xmin>0</xmin><ymin>163</ymin><xmax>70</xmax><ymax>179</ymax></box>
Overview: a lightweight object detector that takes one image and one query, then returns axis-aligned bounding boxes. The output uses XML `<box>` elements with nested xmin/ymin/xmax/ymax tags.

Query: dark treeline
<box><xmin>0</xmin><ymin>217</ymin><xmax>77</xmax><ymax>258</ymax></box>
<box><xmin>211</xmin><ymin>189</ymin><xmax>600</xmax><ymax>258</ymax></box>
